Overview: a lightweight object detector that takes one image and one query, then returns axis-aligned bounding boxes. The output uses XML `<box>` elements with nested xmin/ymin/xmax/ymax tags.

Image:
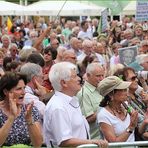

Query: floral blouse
<box><xmin>0</xmin><ymin>105</ymin><xmax>40</xmax><ymax>146</ymax></box>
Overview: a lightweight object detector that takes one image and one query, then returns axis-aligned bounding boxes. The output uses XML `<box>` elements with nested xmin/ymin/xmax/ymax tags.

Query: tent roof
<box><xmin>123</xmin><ymin>1</ymin><xmax>136</xmax><ymax>15</ymax></box>
<box><xmin>24</xmin><ymin>0</ymin><xmax>105</xmax><ymax>16</ymax></box>
<box><xmin>0</xmin><ymin>1</ymin><xmax>24</xmax><ymax>15</ymax></box>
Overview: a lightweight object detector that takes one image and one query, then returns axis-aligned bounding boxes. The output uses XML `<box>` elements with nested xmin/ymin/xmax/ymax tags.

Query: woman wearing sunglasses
<box><xmin>114</xmin><ymin>67</ymin><xmax>148</xmax><ymax>140</ymax></box>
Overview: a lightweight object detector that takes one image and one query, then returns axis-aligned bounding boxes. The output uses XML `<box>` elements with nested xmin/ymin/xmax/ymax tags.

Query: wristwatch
<box><xmin>126</xmin><ymin>128</ymin><xmax>133</xmax><ymax>134</ymax></box>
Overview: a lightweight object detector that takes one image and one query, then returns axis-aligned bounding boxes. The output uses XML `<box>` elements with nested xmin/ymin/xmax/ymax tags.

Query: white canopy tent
<box><xmin>123</xmin><ymin>1</ymin><xmax>136</xmax><ymax>15</ymax></box>
<box><xmin>0</xmin><ymin>1</ymin><xmax>24</xmax><ymax>16</ymax></box>
<box><xmin>23</xmin><ymin>1</ymin><xmax>105</xmax><ymax>16</ymax></box>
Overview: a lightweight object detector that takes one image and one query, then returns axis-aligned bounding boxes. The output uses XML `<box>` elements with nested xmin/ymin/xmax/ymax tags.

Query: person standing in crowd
<box><xmin>77</xmin><ymin>63</ymin><xmax>105</xmax><ymax>139</ymax></box>
<box><xmin>0</xmin><ymin>72</ymin><xmax>43</xmax><ymax>147</ymax></box>
<box><xmin>42</xmin><ymin>46</ymin><xmax>55</xmax><ymax>91</ymax></box>
<box><xmin>97</xmin><ymin>76</ymin><xmax>140</xmax><ymax>142</ymax></box>
<box><xmin>20</xmin><ymin>63</ymin><xmax>46</xmax><ymax>123</ymax></box>
<box><xmin>78</xmin><ymin>20</ymin><xmax>93</xmax><ymax>40</ymax></box>
<box><xmin>43</xmin><ymin>62</ymin><xmax>108</xmax><ymax>147</ymax></box>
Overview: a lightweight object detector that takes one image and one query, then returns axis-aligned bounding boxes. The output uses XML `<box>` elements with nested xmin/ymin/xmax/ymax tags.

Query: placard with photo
<box><xmin>118</xmin><ymin>46</ymin><xmax>138</xmax><ymax>66</ymax></box>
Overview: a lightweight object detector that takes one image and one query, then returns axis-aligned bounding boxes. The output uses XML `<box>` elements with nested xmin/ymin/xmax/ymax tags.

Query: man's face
<box><xmin>64</xmin><ymin>69</ymin><xmax>81</xmax><ymax>95</ymax></box>
<box><xmin>87</xmin><ymin>67</ymin><xmax>105</xmax><ymax>87</ymax></box>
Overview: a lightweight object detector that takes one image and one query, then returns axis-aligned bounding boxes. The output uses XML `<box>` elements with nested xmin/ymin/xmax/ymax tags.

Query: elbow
<box><xmin>33</xmin><ymin>137</ymin><xmax>43</xmax><ymax>148</ymax></box>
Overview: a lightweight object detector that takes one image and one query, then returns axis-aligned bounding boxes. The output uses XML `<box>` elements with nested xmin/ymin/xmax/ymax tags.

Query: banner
<box><xmin>118</xmin><ymin>46</ymin><xmax>138</xmax><ymax>66</ymax></box>
<box><xmin>136</xmin><ymin>0</ymin><xmax>148</xmax><ymax>22</ymax></box>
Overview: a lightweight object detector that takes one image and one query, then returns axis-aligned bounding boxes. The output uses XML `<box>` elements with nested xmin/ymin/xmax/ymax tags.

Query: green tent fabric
<box><xmin>84</xmin><ymin>0</ymin><xmax>134</xmax><ymax>15</ymax></box>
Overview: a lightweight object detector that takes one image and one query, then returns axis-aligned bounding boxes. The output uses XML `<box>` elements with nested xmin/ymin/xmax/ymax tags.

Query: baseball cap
<box><xmin>97</xmin><ymin>76</ymin><xmax>131</xmax><ymax>96</ymax></box>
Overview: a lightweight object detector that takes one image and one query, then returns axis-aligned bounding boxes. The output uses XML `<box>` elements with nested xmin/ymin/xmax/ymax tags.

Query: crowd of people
<box><xmin>0</xmin><ymin>15</ymin><xmax>147</xmax><ymax>147</ymax></box>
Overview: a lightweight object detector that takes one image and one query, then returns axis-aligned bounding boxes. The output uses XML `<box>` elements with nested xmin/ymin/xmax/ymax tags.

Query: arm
<box><xmin>33</xmin><ymin>25</ymin><xmax>51</xmax><ymax>52</ymax></box>
<box><xmin>86</xmin><ymin>112</ymin><xmax>97</xmax><ymax>123</ymax></box>
<box><xmin>78</xmin><ymin>91</ymin><xmax>97</xmax><ymax>123</ymax></box>
<box><xmin>25</xmin><ymin>102</ymin><xmax>43</xmax><ymax>147</ymax></box>
<box><xmin>138</xmin><ymin>112</ymin><xmax>148</xmax><ymax>135</ymax></box>
<box><xmin>100</xmin><ymin>122</ymin><xmax>133</xmax><ymax>142</ymax></box>
<box><xmin>0</xmin><ymin>116</ymin><xmax>15</xmax><ymax>146</ymax></box>
<box><xmin>0</xmin><ymin>93</ymin><xmax>21</xmax><ymax>146</ymax></box>
<box><xmin>99</xmin><ymin>110</ymin><xmax>138</xmax><ymax>142</ymax></box>
<box><xmin>60</xmin><ymin>138</ymin><xmax>108</xmax><ymax>147</ymax></box>
<box><xmin>27</xmin><ymin>122</ymin><xmax>43</xmax><ymax>147</ymax></box>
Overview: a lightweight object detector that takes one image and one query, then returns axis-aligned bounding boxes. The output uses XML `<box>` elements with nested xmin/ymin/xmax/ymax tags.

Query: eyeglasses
<box><xmin>128</xmin><ymin>76</ymin><xmax>137</xmax><ymax>81</ymax></box>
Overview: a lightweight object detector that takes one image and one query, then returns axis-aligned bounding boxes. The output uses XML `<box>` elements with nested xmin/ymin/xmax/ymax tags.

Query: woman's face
<box><xmin>113</xmin><ymin>89</ymin><xmax>128</xmax><ymax>103</ymax></box>
<box><xmin>9</xmin><ymin>80</ymin><xmax>25</xmax><ymax>105</ymax></box>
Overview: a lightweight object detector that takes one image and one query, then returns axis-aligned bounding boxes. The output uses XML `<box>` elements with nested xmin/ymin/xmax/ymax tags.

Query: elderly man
<box><xmin>43</xmin><ymin>62</ymin><xmax>108</xmax><ymax>147</ymax></box>
<box><xmin>20</xmin><ymin>63</ymin><xmax>46</xmax><ymax>121</ymax></box>
<box><xmin>77</xmin><ymin>63</ymin><xmax>105</xmax><ymax>139</ymax></box>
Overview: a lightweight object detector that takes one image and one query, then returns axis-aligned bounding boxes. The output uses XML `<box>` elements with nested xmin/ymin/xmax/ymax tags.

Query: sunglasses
<box><xmin>129</xmin><ymin>76</ymin><xmax>137</xmax><ymax>81</ymax></box>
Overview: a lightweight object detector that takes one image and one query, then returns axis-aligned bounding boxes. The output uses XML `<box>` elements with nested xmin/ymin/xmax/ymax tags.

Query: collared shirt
<box><xmin>24</xmin><ymin>85</ymin><xmax>46</xmax><ymax>120</ymax></box>
<box><xmin>43</xmin><ymin>91</ymin><xmax>89</xmax><ymax>147</ymax></box>
<box><xmin>77</xmin><ymin>81</ymin><xmax>103</xmax><ymax>139</ymax></box>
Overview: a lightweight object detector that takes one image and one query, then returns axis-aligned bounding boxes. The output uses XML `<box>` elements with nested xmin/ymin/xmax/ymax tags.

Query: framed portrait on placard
<box><xmin>118</xmin><ymin>46</ymin><xmax>138</xmax><ymax>66</ymax></box>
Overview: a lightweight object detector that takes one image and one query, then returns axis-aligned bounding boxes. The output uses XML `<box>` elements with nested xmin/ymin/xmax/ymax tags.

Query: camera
<box><xmin>137</xmin><ymin>71</ymin><xmax>148</xmax><ymax>80</ymax></box>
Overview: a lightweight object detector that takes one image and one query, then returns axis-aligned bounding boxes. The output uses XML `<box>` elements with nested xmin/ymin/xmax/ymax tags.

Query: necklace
<box><xmin>108</xmin><ymin>105</ymin><xmax>127</xmax><ymax>120</ymax></box>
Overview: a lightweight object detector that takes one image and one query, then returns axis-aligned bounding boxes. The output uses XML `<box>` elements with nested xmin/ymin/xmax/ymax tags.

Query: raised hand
<box><xmin>34</xmin><ymin>79</ymin><xmax>47</xmax><ymax>98</ymax></box>
<box><xmin>8</xmin><ymin>92</ymin><xmax>21</xmax><ymax>119</ymax></box>
<box><xmin>25</xmin><ymin>101</ymin><xmax>34</xmax><ymax>122</ymax></box>
<box><xmin>129</xmin><ymin>110</ymin><xmax>138</xmax><ymax>130</ymax></box>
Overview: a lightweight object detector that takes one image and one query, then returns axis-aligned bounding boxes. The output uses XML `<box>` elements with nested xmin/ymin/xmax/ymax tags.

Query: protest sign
<box><xmin>118</xmin><ymin>46</ymin><xmax>138</xmax><ymax>66</ymax></box>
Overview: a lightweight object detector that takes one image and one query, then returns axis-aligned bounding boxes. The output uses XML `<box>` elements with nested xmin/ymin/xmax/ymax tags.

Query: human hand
<box><xmin>129</xmin><ymin>110</ymin><xmax>138</xmax><ymax>129</ymax></box>
<box><xmin>91</xmin><ymin>139</ymin><xmax>108</xmax><ymax>148</ymax></box>
<box><xmin>45</xmin><ymin>25</ymin><xmax>52</xmax><ymax>34</ymax></box>
<box><xmin>8</xmin><ymin>92</ymin><xmax>21</xmax><ymax>119</ymax></box>
<box><xmin>143</xmin><ymin>109</ymin><xmax>148</xmax><ymax>125</ymax></box>
<box><xmin>34</xmin><ymin>79</ymin><xmax>47</xmax><ymax>97</ymax></box>
<box><xmin>25</xmin><ymin>101</ymin><xmax>34</xmax><ymax>122</ymax></box>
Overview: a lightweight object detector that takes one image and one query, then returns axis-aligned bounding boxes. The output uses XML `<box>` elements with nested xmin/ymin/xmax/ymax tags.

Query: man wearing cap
<box><xmin>77</xmin><ymin>63</ymin><xmax>105</xmax><ymax>140</ymax></box>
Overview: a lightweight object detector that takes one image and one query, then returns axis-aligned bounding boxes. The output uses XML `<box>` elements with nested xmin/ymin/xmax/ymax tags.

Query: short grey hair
<box><xmin>136</xmin><ymin>54</ymin><xmax>148</xmax><ymax>64</ymax></box>
<box><xmin>49</xmin><ymin>62</ymin><xmax>76</xmax><ymax>91</ymax></box>
<box><xmin>1</xmin><ymin>34</ymin><xmax>11</xmax><ymax>43</ymax></box>
<box><xmin>20</xmin><ymin>62</ymin><xmax>42</xmax><ymax>82</ymax></box>
<box><xmin>86</xmin><ymin>63</ymin><xmax>103</xmax><ymax>74</ymax></box>
<box><xmin>9</xmin><ymin>43</ymin><xmax>18</xmax><ymax>49</ymax></box>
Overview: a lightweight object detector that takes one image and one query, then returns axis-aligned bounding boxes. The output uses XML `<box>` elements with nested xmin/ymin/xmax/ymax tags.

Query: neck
<box><xmin>61</xmin><ymin>90</ymin><xmax>76</xmax><ymax>97</ymax></box>
<box><xmin>45</xmin><ymin>61</ymin><xmax>52</xmax><ymax>66</ymax></box>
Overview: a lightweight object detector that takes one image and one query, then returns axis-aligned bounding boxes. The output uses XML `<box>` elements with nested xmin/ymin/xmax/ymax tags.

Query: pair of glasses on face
<box><xmin>129</xmin><ymin>76</ymin><xmax>137</xmax><ymax>81</ymax></box>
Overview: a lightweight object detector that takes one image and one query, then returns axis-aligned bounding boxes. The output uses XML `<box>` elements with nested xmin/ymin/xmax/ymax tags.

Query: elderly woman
<box><xmin>0</xmin><ymin>72</ymin><xmax>43</xmax><ymax>147</ymax></box>
<box><xmin>97</xmin><ymin>76</ymin><xmax>139</xmax><ymax>142</ymax></box>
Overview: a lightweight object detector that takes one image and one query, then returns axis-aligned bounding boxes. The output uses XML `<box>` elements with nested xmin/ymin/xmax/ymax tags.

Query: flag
<box><xmin>97</xmin><ymin>16</ymin><xmax>102</xmax><ymax>35</ymax></box>
<box><xmin>7</xmin><ymin>17</ymin><xmax>12</xmax><ymax>33</ymax></box>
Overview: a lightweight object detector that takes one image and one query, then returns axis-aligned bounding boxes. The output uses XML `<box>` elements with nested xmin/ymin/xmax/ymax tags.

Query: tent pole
<box><xmin>25</xmin><ymin>0</ymin><xmax>28</xmax><ymax>22</ymax></box>
<box><xmin>20</xmin><ymin>0</ymin><xmax>23</xmax><ymax>22</ymax></box>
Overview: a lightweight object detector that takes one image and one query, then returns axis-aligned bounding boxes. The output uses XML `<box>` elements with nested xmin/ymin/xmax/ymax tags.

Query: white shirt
<box><xmin>77</xmin><ymin>30</ymin><xmax>93</xmax><ymax>40</ymax></box>
<box><xmin>95</xmin><ymin>53</ymin><xmax>106</xmax><ymax>66</ymax></box>
<box><xmin>24</xmin><ymin>85</ymin><xmax>46</xmax><ymax>120</ymax></box>
<box><xmin>43</xmin><ymin>91</ymin><xmax>90</xmax><ymax>147</ymax></box>
<box><xmin>97</xmin><ymin>108</ymin><xmax>135</xmax><ymax>142</ymax></box>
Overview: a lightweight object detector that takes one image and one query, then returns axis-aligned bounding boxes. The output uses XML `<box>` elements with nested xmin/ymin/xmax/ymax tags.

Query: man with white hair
<box><xmin>43</xmin><ymin>62</ymin><xmax>108</xmax><ymax>147</ymax></box>
<box><xmin>77</xmin><ymin>39</ymin><xmax>93</xmax><ymax>64</ymax></box>
<box><xmin>70</xmin><ymin>37</ymin><xmax>82</xmax><ymax>56</ymax></box>
<box><xmin>77</xmin><ymin>63</ymin><xmax>105</xmax><ymax>140</ymax></box>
